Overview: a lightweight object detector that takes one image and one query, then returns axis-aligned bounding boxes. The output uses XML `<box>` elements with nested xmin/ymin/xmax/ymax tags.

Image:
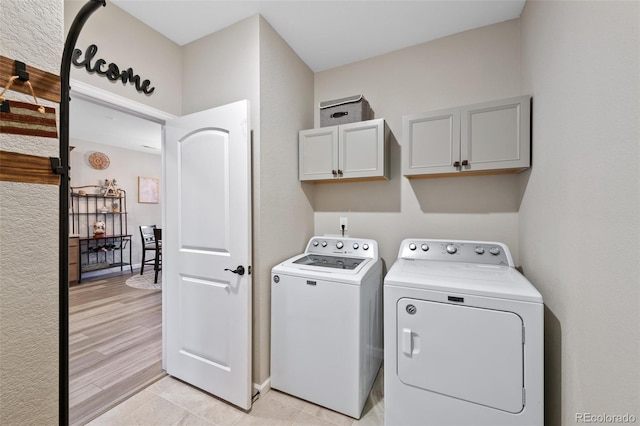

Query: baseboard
<box><xmin>252</xmin><ymin>377</ymin><xmax>271</xmax><ymax>400</ymax></box>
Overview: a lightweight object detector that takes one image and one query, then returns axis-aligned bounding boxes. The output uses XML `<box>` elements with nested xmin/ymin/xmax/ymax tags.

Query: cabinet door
<box><xmin>461</xmin><ymin>95</ymin><xmax>530</xmax><ymax>173</ymax></box>
<box><xmin>299</xmin><ymin>126</ymin><xmax>339</xmax><ymax>181</ymax></box>
<box><xmin>402</xmin><ymin>108</ymin><xmax>460</xmax><ymax>176</ymax></box>
<box><xmin>339</xmin><ymin>119</ymin><xmax>388</xmax><ymax>180</ymax></box>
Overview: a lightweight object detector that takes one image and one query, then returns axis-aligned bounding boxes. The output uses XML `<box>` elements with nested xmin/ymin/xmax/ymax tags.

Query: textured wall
<box><xmin>0</xmin><ymin>0</ymin><xmax>63</xmax><ymax>424</ymax></box>
<box><xmin>314</xmin><ymin>20</ymin><xmax>523</xmax><ymax>267</ymax></box>
<box><xmin>519</xmin><ymin>1</ymin><xmax>640</xmax><ymax>424</ymax></box>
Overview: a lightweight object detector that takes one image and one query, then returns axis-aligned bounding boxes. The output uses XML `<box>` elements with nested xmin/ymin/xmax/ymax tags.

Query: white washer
<box><xmin>384</xmin><ymin>239</ymin><xmax>543</xmax><ymax>426</ymax></box>
<box><xmin>271</xmin><ymin>236</ymin><xmax>383</xmax><ymax>419</ymax></box>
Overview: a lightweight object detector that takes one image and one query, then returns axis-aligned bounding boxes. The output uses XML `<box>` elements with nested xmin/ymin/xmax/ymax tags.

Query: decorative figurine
<box><xmin>93</xmin><ymin>221</ymin><xmax>106</xmax><ymax>237</ymax></box>
<box><xmin>101</xmin><ymin>179</ymin><xmax>121</xmax><ymax>197</ymax></box>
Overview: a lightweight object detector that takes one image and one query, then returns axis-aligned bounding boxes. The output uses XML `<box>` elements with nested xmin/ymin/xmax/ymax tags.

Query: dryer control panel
<box><xmin>398</xmin><ymin>239</ymin><xmax>513</xmax><ymax>266</ymax></box>
<box><xmin>306</xmin><ymin>236</ymin><xmax>378</xmax><ymax>260</ymax></box>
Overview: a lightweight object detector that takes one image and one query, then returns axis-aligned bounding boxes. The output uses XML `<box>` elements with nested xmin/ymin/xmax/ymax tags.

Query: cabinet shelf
<box><xmin>73</xmin><ymin>212</ymin><xmax>128</xmax><ymax>215</ymax></box>
<box><xmin>79</xmin><ymin>234</ymin><xmax>131</xmax><ymax>240</ymax></box>
<box><xmin>69</xmin><ymin>188</ymin><xmax>132</xmax><ymax>282</ymax></box>
<box><xmin>299</xmin><ymin>119</ymin><xmax>389</xmax><ymax>182</ymax></box>
<box><xmin>402</xmin><ymin>95</ymin><xmax>531</xmax><ymax>178</ymax></box>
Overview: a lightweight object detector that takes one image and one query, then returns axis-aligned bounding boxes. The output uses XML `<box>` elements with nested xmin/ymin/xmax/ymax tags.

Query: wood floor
<box><xmin>69</xmin><ymin>271</ymin><xmax>165</xmax><ymax>426</ymax></box>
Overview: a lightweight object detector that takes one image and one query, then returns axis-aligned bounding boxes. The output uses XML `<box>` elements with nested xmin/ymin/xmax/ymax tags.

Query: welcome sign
<box><xmin>72</xmin><ymin>44</ymin><xmax>155</xmax><ymax>95</ymax></box>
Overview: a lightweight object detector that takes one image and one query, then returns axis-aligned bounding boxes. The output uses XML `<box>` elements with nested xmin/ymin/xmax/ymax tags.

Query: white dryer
<box><xmin>271</xmin><ymin>236</ymin><xmax>383</xmax><ymax>419</ymax></box>
<box><xmin>384</xmin><ymin>239</ymin><xmax>543</xmax><ymax>426</ymax></box>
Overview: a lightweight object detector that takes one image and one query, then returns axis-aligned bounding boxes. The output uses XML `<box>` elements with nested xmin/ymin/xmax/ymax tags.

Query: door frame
<box><xmin>67</xmin><ymin>79</ymin><xmax>176</xmax><ymax>372</ymax></box>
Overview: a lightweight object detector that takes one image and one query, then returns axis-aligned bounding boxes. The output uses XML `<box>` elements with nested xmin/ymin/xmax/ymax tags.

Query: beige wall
<box><xmin>64</xmin><ymin>1</ymin><xmax>182</xmax><ymax>115</ymax></box>
<box><xmin>519</xmin><ymin>1</ymin><xmax>640</xmax><ymax>424</ymax></box>
<box><xmin>256</xmin><ymin>17</ymin><xmax>315</xmax><ymax>385</ymax></box>
<box><xmin>181</xmin><ymin>15</ymin><xmax>264</xmax><ymax>385</ymax></box>
<box><xmin>5</xmin><ymin>2</ymin><xmax>638</xmax><ymax>422</ymax></box>
<box><xmin>181</xmin><ymin>15</ymin><xmax>315</xmax><ymax>386</ymax></box>
<box><xmin>313</xmin><ymin>19</ymin><xmax>523</xmax><ymax>267</ymax></box>
<box><xmin>69</xmin><ymin>139</ymin><xmax>162</xmax><ymax>267</ymax></box>
<box><xmin>181</xmin><ymin>15</ymin><xmax>259</xmax><ymax>118</ymax></box>
<box><xmin>0</xmin><ymin>0</ymin><xmax>63</xmax><ymax>424</ymax></box>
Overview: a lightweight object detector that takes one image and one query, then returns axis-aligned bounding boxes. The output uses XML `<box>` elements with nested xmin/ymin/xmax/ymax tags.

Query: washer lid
<box><xmin>293</xmin><ymin>254</ymin><xmax>365</xmax><ymax>270</ymax></box>
<box><xmin>384</xmin><ymin>259</ymin><xmax>542</xmax><ymax>303</ymax></box>
<box><xmin>274</xmin><ymin>253</ymin><xmax>376</xmax><ymax>282</ymax></box>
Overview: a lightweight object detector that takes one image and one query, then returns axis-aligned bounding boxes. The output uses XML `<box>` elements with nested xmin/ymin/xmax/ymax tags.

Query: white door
<box><xmin>164</xmin><ymin>100</ymin><xmax>252</xmax><ymax>410</ymax></box>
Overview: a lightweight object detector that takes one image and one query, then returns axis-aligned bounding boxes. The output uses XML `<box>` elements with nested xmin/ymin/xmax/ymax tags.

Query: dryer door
<box><xmin>397</xmin><ymin>298</ymin><xmax>524</xmax><ymax>413</ymax></box>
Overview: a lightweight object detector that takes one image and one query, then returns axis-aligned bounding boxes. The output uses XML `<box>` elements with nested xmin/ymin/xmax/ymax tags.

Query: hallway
<box><xmin>69</xmin><ymin>272</ymin><xmax>164</xmax><ymax>425</ymax></box>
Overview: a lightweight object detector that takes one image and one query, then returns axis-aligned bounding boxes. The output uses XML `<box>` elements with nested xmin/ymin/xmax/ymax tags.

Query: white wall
<box><xmin>519</xmin><ymin>1</ymin><xmax>640</xmax><ymax>424</ymax></box>
<box><xmin>69</xmin><ymin>139</ymin><xmax>162</xmax><ymax>269</ymax></box>
<box><xmin>0</xmin><ymin>0</ymin><xmax>63</xmax><ymax>423</ymax></box>
<box><xmin>314</xmin><ymin>19</ymin><xmax>523</xmax><ymax>268</ymax></box>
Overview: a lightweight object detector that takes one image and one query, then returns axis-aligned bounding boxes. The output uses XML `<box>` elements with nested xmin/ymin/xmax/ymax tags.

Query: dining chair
<box><xmin>139</xmin><ymin>225</ymin><xmax>158</xmax><ymax>275</ymax></box>
<box><xmin>153</xmin><ymin>228</ymin><xmax>162</xmax><ymax>284</ymax></box>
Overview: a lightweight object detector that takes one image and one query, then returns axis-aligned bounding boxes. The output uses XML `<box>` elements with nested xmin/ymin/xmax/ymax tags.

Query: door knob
<box><xmin>224</xmin><ymin>265</ymin><xmax>245</xmax><ymax>276</ymax></box>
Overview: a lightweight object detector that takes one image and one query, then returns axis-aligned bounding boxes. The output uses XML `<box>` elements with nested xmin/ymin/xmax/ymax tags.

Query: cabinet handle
<box><xmin>332</xmin><ymin>169</ymin><xmax>337</xmax><ymax>176</ymax></box>
<box><xmin>461</xmin><ymin>160</ymin><xmax>469</xmax><ymax>166</ymax></box>
<box><xmin>453</xmin><ymin>161</ymin><xmax>461</xmax><ymax>167</ymax></box>
<box><xmin>337</xmin><ymin>169</ymin><xmax>343</xmax><ymax>175</ymax></box>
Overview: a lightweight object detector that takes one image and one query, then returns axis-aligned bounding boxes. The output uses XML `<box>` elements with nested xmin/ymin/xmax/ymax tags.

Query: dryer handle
<box><xmin>402</xmin><ymin>328</ymin><xmax>413</xmax><ymax>355</ymax></box>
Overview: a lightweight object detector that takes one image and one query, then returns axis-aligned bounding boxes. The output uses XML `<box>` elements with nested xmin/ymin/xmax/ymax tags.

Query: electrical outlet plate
<box><xmin>339</xmin><ymin>217</ymin><xmax>348</xmax><ymax>231</ymax></box>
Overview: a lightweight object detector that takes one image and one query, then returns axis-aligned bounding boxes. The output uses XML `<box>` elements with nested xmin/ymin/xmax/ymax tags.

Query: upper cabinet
<box><xmin>299</xmin><ymin>119</ymin><xmax>389</xmax><ymax>182</ymax></box>
<box><xmin>402</xmin><ymin>95</ymin><xmax>531</xmax><ymax>178</ymax></box>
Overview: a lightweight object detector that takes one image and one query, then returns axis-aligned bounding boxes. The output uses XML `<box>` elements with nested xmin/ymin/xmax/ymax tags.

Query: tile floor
<box><xmin>87</xmin><ymin>368</ymin><xmax>384</xmax><ymax>425</ymax></box>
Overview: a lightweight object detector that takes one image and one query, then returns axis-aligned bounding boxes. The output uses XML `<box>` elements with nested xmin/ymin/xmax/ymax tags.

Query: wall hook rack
<box><xmin>50</xmin><ymin>157</ymin><xmax>65</xmax><ymax>175</ymax></box>
<box><xmin>0</xmin><ymin>55</ymin><xmax>61</xmax><ymax>103</ymax></box>
<box><xmin>15</xmin><ymin>60</ymin><xmax>29</xmax><ymax>81</ymax></box>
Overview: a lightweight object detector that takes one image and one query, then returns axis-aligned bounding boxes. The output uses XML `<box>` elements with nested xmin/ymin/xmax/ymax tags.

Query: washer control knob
<box><xmin>446</xmin><ymin>244</ymin><xmax>457</xmax><ymax>254</ymax></box>
<box><xmin>353</xmin><ymin>243</ymin><xmax>359</xmax><ymax>250</ymax></box>
<box><xmin>312</xmin><ymin>240</ymin><xmax>319</xmax><ymax>247</ymax></box>
<box><xmin>409</xmin><ymin>243</ymin><xmax>417</xmax><ymax>251</ymax></box>
<box><xmin>421</xmin><ymin>243</ymin><xmax>429</xmax><ymax>252</ymax></box>
<box><xmin>362</xmin><ymin>243</ymin><xmax>369</xmax><ymax>251</ymax></box>
<box><xmin>489</xmin><ymin>247</ymin><xmax>501</xmax><ymax>256</ymax></box>
<box><xmin>321</xmin><ymin>241</ymin><xmax>327</xmax><ymax>247</ymax></box>
<box><xmin>475</xmin><ymin>246</ymin><xmax>485</xmax><ymax>254</ymax></box>
<box><xmin>336</xmin><ymin>241</ymin><xmax>344</xmax><ymax>249</ymax></box>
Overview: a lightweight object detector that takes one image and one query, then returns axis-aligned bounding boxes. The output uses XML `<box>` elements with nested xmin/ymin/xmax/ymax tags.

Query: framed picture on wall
<box><xmin>138</xmin><ymin>176</ymin><xmax>159</xmax><ymax>204</ymax></box>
